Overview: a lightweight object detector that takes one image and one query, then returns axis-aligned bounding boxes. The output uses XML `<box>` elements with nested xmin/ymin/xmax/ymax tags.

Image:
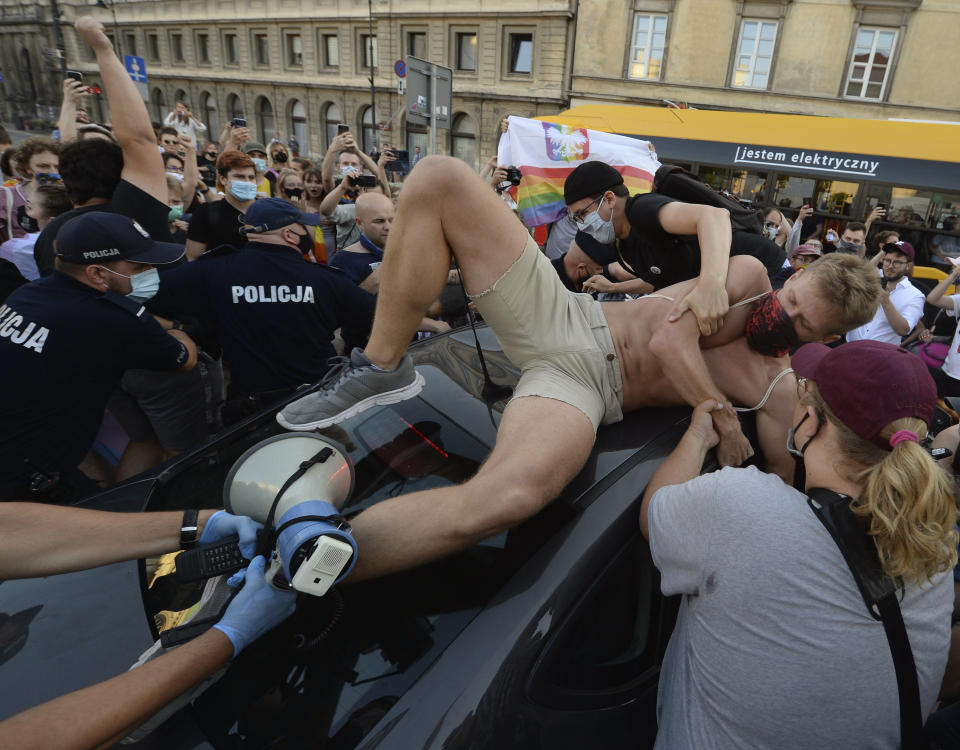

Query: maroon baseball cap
<box><xmin>792</xmin><ymin>340</ymin><xmax>936</xmax><ymax>449</ymax></box>
<box><xmin>883</xmin><ymin>240</ymin><xmax>915</xmax><ymax>262</ymax></box>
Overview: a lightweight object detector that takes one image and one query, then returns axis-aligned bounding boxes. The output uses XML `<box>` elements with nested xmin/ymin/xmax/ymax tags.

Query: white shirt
<box><xmin>941</xmin><ymin>295</ymin><xmax>960</xmax><ymax>380</ymax></box>
<box><xmin>0</xmin><ymin>232</ymin><xmax>41</xmax><ymax>280</ymax></box>
<box><xmin>845</xmin><ymin>275</ymin><xmax>924</xmax><ymax>345</ymax></box>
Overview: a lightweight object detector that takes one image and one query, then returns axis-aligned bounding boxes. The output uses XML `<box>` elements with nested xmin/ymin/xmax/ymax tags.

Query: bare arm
<box><xmin>319</xmin><ymin>178</ymin><xmax>350</xmax><ymax>216</ymax></box>
<box><xmin>321</xmin><ymin>132</ymin><xmax>352</xmax><ymax>193</ymax></box>
<box><xmin>179</xmin><ymin>135</ymin><xmax>198</xmax><ymax>210</ymax></box>
<box><xmin>57</xmin><ymin>79</ymin><xmax>87</xmax><ymax>144</ymax></box>
<box><xmin>640</xmin><ymin>401</ymin><xmax>720</xmax><ymax>539</ymax></box>
<box><xmin>927</xmin><ymin>264</ymin><xmax>960</xmax><ymax>310</ymax></box>
<box><xmin>658</xmin><ymin>202</ymin><xmax>732</xmax><ymax>336</ymax></box>
<box><xmin>76</xmin><ymin>17</ymin><xmax>166</xmax><ymax>200</ymax></box>
<box><xmin>0</xmin><ymin>627</ymin><xmax>233</xmax><ymax>750</ymax></box>
<box><xmin>582</xmin><ymin>275</ymin><xmax>654</xmax><ymax>296</ymax></box>
<box><xmin>0</xmin><ymin>504</ymin><xmax>215</xmax><ymax>579</ymax></box>
<box><xmin>169</xmin><ymin>327</ymin><xmax>198</xmax><ymax>371</ymax></box>
<box><xmin>358</xmin><ymin>149</ymin><xmax>389</xmax><ymax>197</ymax></box>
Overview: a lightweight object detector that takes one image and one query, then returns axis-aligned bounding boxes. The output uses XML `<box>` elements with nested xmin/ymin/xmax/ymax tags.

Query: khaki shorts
<box><xmin>469</xmin><ymin>235</ymin><xmax>623</xmax><ymax>432</ymax></box>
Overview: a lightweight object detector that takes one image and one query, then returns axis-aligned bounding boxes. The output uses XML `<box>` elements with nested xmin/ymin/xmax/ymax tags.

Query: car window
<box><xmin>142</xmin><ymin>397</ymin><xmax>578</xmax><ymax>748</ymax></box>
<box><xmin>528</xmin><ymin>536</ymin><xmax>668</xmax><ymax>710</ymax></box>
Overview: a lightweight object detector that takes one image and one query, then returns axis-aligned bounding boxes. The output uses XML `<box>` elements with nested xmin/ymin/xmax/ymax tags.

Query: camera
<box><xmin>232</xmin><ymin>117</ymin><xmax>246</xmax><ymax>128</ymax></box>
<box><xmin>495</xmin><ymin>165</ymin><xmax>522</xmax><ymax>194</ymax></box>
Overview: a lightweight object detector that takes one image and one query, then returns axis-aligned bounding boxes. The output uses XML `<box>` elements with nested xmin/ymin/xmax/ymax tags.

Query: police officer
<box><xmin>147</xmin><ymin>198</ymin><xmax>375</xmax><ymax>420</ymax></box>
<box><xmin>0</xmin><ymin>211</ymin><xmax>196</xmax><ymax>500</ymax></box>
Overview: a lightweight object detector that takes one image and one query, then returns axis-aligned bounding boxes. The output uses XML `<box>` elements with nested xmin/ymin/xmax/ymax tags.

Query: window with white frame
<box><xmin>628</xmin><ymin>13</ymin><xmax>667</xmax><ymax>80</ymax></box>
<box><xmin>844</xmin><ymin>27</ymin><xmax>897</xmax><ymax>100</ymax></box>
<box><xmin>731</xmin><ymin>19</ymin><xmax>777</xmax><ymax>89</ymax></box>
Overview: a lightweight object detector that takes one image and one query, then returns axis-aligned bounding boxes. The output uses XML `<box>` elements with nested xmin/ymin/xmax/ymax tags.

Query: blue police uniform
<box><xmin>0</xmin><ymin>273</ymin><xmax>189</xmax><ymax>485</ymax></box>
<box><xmin>147</xmin><ymin>242</ymin><xmax>376</xmax><ymax>394</ymax></box>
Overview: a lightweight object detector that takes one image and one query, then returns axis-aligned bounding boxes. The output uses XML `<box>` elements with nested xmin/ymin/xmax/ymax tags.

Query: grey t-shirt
<box><xmin>648</xmin><ymin>466</ymin><xmax>952</xmax><ymax>750</ymax></box>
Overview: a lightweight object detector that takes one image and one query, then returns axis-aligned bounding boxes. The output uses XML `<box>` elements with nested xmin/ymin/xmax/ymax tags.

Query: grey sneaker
<box><xmin>276</xmin><ymin>348</ymin><xmax>425</xmax><ymax>431</ymax></box>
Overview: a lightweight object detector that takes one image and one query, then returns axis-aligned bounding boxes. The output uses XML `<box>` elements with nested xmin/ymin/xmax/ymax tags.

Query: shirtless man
<box><xmin>277</xmin><ymin>156</ymin><xmax>879</xmax><ymax>582</ymax></box>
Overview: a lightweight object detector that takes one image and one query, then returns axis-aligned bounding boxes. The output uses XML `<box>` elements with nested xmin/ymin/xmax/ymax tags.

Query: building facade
<box><xmin>0</xmin><ymin>0</ymin><xmax>577</xmax><ymax>168</ymax></box>
<box><xmin>570</xmin><ymin>0</ymin><xmax>960</xmax><ymax>122</ymax></box>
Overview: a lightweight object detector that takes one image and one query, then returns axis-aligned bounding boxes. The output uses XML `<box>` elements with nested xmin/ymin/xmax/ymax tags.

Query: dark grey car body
<box><xmin>0</xmin><ymin>326</ymin><xmax>729</xmax><ymax>749</ymax></box>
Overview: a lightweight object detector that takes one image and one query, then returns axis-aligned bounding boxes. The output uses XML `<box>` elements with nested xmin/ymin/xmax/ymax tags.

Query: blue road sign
<box><xmin>124</xmin><ymin>55</ymin><xmax>148</xmax><ymax>84</ymax></box>
<box><xmin>394</xmin><ymin>60</ymin><xmax>406</xmax><ymax>78</ymax></box>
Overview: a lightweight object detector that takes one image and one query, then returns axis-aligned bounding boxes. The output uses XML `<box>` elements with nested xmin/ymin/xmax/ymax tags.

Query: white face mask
<box><xmin>97</xmin><ymin>265</ymin><xmax>161</xmax><ymax>302</ymax></box>
<box><xmin>576</xmin><ymin>198</ymin><xmax>615</xmax><ymax>245</ymax></box>
<box><xmin>765</xmin><ymin>225</ymin><xmax>778</xmax><ymax>241</ymax></box>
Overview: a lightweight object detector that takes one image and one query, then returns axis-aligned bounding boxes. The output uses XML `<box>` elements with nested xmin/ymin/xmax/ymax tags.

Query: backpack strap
<box><xmin>806</xmin><ymin>488</ymin><xmax>925</xmax><ymax>749</ymax></box>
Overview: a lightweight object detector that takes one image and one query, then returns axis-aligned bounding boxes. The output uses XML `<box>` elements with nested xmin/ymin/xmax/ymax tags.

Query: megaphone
<box><xmin>224</xmin><ymin>433</ymin><xmax>357</xmax><ymax>596</ymax></box>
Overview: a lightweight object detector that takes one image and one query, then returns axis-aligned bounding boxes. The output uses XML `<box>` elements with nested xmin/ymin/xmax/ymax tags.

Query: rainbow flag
<box><xmin>497</xmin><ymin>116</ymin><xmax>660</xmax><ymax>228</ymax></box>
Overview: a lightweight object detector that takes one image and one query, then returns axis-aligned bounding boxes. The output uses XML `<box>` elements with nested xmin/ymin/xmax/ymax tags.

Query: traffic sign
<box><xmin>124</xmin><ymin>54</ymin><xmax>148</xmax><ymax>84</ymax></box>
<box><xmin>404</xmin><ymin>56</ymin><xmax>452</xmax><ymax>131</ymax></box>
<box><xmin>394</xmin><ymin>59</ymin><xmax>406</xmax><ymax>78</ymax></box>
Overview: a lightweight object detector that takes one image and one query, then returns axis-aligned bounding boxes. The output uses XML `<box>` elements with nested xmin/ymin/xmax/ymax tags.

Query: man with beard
<box><xmin>845</xmin><ymin>240</ymin><xmax>923</xmax><ymax>345</ymax></box>
<box><xmin>275</xmin><ymin>156</ymin><xmax>881</xmax><ymax>584</ymax></box>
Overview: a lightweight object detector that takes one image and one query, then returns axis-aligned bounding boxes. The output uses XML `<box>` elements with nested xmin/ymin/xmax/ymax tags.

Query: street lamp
<box><xmin>95</xmin><ymin>0</ymin><xmax>123</xmax><ymax>57</ymax></box>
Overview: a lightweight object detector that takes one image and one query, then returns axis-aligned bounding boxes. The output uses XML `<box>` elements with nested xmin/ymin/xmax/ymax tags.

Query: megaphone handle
<box><xmin>265</xmin><ymin>553</ymin><xmax>288</xmax><ymax>590</ymax></box>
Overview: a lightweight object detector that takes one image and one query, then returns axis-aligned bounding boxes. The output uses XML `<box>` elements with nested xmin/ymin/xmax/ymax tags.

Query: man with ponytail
<box><xmin>642</xmin><ymin>339</ymin><xmax>957</xmax><ymax>748</ymax></box>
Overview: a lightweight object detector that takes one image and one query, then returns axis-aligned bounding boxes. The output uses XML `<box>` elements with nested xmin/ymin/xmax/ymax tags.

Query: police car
<box><xmin>0</xmin><ymin>326</ymin><xmax>732</xmax><ymax>749</ymax></box>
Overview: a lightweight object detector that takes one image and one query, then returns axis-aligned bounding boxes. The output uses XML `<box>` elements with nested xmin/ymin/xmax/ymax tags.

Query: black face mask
<box><xmin>274</xmin><ymin>151</ymin><xmax>288</xmax><ymax>164</ymax></box>
<box><xmin>286</xmin><ymin>188</ymin><xmax>303</xmax><ymax>199</ymax></box>
<box><xmin>16</xmin><ymin>204</ymin><xmax>38</xmax><ymax>234</ymax></box>
<box><xmin>744</xmin><ymin>291</ymin><xmax>801</xmax><ymax>358</ymax></box>
<box><xmin>293</xmin><ymin>228</ymin><xmax>313</xmax><ymax>255</ymax></box>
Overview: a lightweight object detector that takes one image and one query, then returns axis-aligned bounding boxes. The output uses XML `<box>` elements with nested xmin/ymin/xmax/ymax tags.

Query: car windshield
<box><xmin>142</xmin><ymin>394</ymin><xmax>578</xmax><ymax>747</ymax></box>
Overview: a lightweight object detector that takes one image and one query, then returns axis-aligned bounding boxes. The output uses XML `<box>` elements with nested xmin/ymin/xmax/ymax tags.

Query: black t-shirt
<box><xmin>34</xmin><ymin>179</ymin><xmax>172</xmax><ymax>277</ymax></box>
<box><xmin>618</xmin><ymin>193</ymin><xmax>784</xmax><ymax>290</ymax></box>
<box><xmin>0</xmin><ymin>273</ymin><xmax>188</xmax><ymax>481</ymax></box>
<box><xmin>186</xmin><ymin>199</ymin><xmax>246</xmax><ymax>251</ymax></box>
<box><xmin>329</xmin><ymin>248</ymin><xmax>380</xmax><ymax>285</ymax></box>
<box><xmin>147</xmin><ymin>242</ymin><xmax>376</xmax><ymax>394</ymax></box>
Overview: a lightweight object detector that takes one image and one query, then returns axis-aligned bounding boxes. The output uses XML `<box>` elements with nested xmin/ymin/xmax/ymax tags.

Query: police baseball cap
<box><xmin>243</xmin><ymin>197</ymin><xmax>323</xmax><ymax>234</ymax></box>
<box><xmin>564</xmin><ymin>161</ymin><xmax>624</xmax><ymax>205</ymax></box>
<box><xmin>55</xmin><ymin>211</ymin><xmax>185</xmax><ymax>265</ymax></box>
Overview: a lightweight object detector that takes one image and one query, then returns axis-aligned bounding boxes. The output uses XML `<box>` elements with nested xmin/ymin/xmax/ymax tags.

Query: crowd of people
<box><xmin>2</xmin><ymin>14</ymin><xmax>960</xmax><ymax>750</ymax></box>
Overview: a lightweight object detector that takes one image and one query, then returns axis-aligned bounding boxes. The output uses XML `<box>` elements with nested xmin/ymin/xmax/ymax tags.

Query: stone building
<box><xmin>570</xmin><ymin>0</ymin><xmax>960</xmax><ymax>121</ymax></box>
<box><xmin>0</xmin><ymin>0</ymin><xmax>576</xmax><ymax>168</ymax></box>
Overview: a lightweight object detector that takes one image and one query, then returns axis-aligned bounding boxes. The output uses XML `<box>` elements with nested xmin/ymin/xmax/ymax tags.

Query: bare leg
<box><xmin>346</xmin><ymin>396</ymin><xmax>596</xmax><ymax>581</ymax></box>
<box><xmin>364</xmin><ymin>155</ymin><xmax>530</xmax><ymax>369</ymax></box>
<box><xmin>115</xmin><ymin>438</ymin><xmax>165</xmax><ymax>482</ymax></box>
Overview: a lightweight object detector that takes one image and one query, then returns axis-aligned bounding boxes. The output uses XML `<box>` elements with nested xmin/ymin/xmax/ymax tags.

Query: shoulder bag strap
<box><xmin>807</xmin><ymin>488</ymin><xmax>925</xmax><ymax>749</ymax></box>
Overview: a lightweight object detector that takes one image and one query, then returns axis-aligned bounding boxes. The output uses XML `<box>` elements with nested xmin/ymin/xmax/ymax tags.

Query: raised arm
<box><xmin>927</xmin><ymin>264</ymin><xmax>960</xmax><ymax>310</ymax></box>
<box><xmin>786</xmin><ymin>204</ymin><xmax>812</xmax><ymax>256</ymax></box>
<box><xmin>319</xmin><ymin>175</ymin><xmax>351</xmax><ymax>215</ymax></box>
<box><xmin>179</xmin><ymin>135</ymin><xmax>198</xmax><ymax>209</ymax></box>
<box><xmin>658</xmin><ymin>201</ymin><xmax>732</xmax><ymax>336</ymax></box>
<box><xmin>321</xmin><ymin>131</ymin><xmax>352</xmax><ymax>193</ymax></box>
<box><xmin>75</xmin><ymin>17</ymin><xmax>166</xmax><ymax>200</ymax></box>
<box><xmin>56</xmin><ymin>79</ymin><xmax>87</xmax><ymax>144</ymax></box>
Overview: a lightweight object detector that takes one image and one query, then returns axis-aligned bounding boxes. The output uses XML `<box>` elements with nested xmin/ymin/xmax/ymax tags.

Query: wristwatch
<box><xmin>180</xmin><ymin>509</ymin><xmax>200</xmax><ymax>550</ymax></box>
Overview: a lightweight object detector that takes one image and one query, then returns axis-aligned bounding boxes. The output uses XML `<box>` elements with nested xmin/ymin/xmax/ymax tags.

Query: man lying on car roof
<box><xmin>275</xmin><ymin>156</ymin><xmax>880</xmax><ymax>583</ymax></box>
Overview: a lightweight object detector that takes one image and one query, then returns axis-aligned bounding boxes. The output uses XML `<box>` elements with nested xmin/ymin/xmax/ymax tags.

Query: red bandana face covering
<box><xmin>744</xmin><ymin>291</ymin><xmax>801</xmax><ymax>358</ymax></box>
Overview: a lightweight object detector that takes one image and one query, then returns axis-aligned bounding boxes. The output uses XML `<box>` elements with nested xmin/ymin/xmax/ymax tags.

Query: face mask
<box><xmin>251</xmin><ymin>158</ymin><xmax>267</xmax><ymax>172</ymax></box>
<box><xmin>576</xmin><ymin>199</ymin><xmax>615</xmax><ymax>245</ymax></box>
<box><xmin>273</xmin><ymin>151</ymin><xmax>288</xmax><ymax>163</ymax></box>
<box><xmin>167</xmin><ymin>171</ymin><xmax>185</xmax><ymax>182</ymax></box>
<box><xmin>204</xmin><ymin>152</ymin><xmax>218</xmax><ymax>162</ymax></box>
<box><xmin>168</xmin><ymin>204</ymin><xmax>184</xmax><ymax>222</ymax></box>
<box><xmin>764</xmin><ymin>225</ymin><xmax>778</xmax><ymax>241</ymax></box>
<box><xmin>744</xmin><ymin>291</ymin><xmax>801</xmax><ymax>357</ymax></box>
<box><xmin>835</xmin><ymin>239</ymin><xmax>858</xmax><ymax>253</ymax></box>
<box><xmin>17</xmin><ymin>204</ymin><xmax>39</xmax><ymax>233</ymax></box>
<box><xmin>98</xmin><ymin>266</ymin><xmax>161</xmax><ymax>303</ymax></box>
<box><xmin>292</xmin><ymin>227</ymin><xmax>313</xmax><ymax>255</ymax></box>
<box><xmin>230</xmin><ymin>180</ymin><xmax>258</xmax><ymax>201</ymax></box>
<box><xmin>286</xmin><ymin>188</ymin><xmax>303</xmax><ymax>199</ymax></box>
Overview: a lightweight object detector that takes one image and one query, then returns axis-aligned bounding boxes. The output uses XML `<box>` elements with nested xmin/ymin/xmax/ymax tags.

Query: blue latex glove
<box><xmin>213</xmin><ymin>555</ymin><xmax>297</xmax><ymax>658</ymax></box>
<box><xmin>199</xmin><ymin>510</ymin><xmax>261</xmax><ymax>558</ymax></box>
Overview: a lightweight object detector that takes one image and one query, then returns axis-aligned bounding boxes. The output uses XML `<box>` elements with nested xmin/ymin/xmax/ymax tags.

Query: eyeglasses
<box><xmin>796</xmin><ymin>376</ymin><xmax>808</xmax><ymax>399</ymax></box>
<box><xmin>569</xmin><ymin>197</ymin><xmax>602</xmax><ymax>224</ymax></box>
<box><xmin>882</xmin><ymin>258</ymin><xmax>908</xmax><ymax>267</ymax></box>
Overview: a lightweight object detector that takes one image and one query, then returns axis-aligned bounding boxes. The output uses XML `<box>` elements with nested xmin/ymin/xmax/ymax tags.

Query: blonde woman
<box><xmin>642</xmin><ymin>339</ymin><xmax>956</xmax><ymax>748</ymax></box>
